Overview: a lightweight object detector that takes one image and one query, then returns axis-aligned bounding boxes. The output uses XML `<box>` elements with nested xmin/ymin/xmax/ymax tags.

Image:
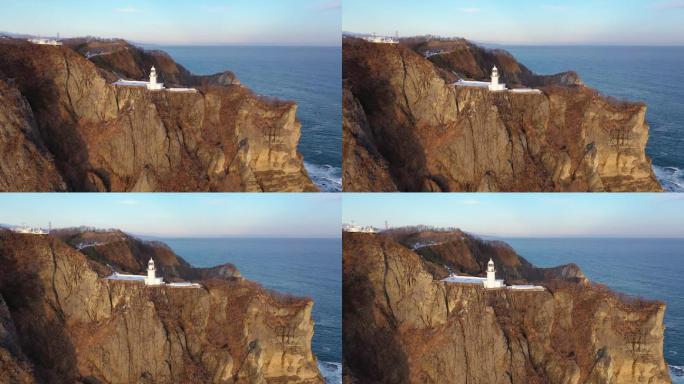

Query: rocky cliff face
<box><xmin>0</xmin><ymin>77</ymin><xmax>66</xmax><ymax>191</ymax></box>
<box><xmin>0</xmin><ymin>38</ymin><xmax>316</xmax><ymax>191</ymax></box>
<box><xmin>0</xmin><ymin>229</ymin><xmax>323</xmax><ymax>383</ymax></box>
<box><xmin>343</xmin><ymin>231</ymin><xmax>671</xmax><ymax>384</ymax></box>
<box><xmin>343</xmin><ymin>37</ymin><xmax>661</xmax><ymax>192</ymax></box>
<box><xmin>342</xmin><ymin>83</ymin><xmax>398</xmax><ymax>191</ymax></box>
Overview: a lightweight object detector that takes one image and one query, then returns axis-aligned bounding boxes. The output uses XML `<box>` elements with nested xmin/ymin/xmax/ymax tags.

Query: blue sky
<box><xmin>342</xmin><ymin>194</ymin><xmax>684</xmax><ymax>238</ymax></box>
<box><xmin>0</xmin><ymin>0</ymin><xmax>341</xmax><ymax>45</ymax></box>
<box><xmin>343</xmin><ymin>0</ymin><xmax>684</xmax><ymax>45</ymax></box>
<box><xmin>0</xmin><ymin>194</ymin><xmax>341</xmax><ymax>238</ymax></box>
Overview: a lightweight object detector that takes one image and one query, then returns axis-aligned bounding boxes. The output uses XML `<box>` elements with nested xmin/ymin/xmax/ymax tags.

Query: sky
<box><xmin>0</xmin><ymin>194</ymin><xmax>341</xmax><ymax>238</ymax></box>
<box><xmin>0</xmin><ymin>0</ymin><xmax>341</xmax><ymax>45</ymax></box>
<box><xmin>343</xmin><ymin>0</ymin><xmax>684</xmax><ymax>45</ymax></box>
<box><xmin>342</xmin><ymin>194</ymin><xmax>684</xmax><ymax>238</ymax></box>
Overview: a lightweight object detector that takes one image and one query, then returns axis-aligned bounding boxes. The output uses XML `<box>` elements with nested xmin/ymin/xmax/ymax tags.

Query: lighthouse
<box><xmin>145</xmin><ymin>258</ymin><xmax>163</xmax><ymax>286</ymax></box>
<box><xmin>488</xmin><ymin>66</ymin><xmax>506</xmax><ymax>92</ymax></box>
<box><xmin>146</xmin><ymin>66</ymin><xmax>164</xmax><ymax>90</ymax></box>
<box><xmin>483</xmin><ymin>258</ymin><xmax>504</xmax><ymax>288</ymax></box>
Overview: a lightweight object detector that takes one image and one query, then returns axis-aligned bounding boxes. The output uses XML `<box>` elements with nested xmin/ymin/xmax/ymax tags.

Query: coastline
<box><xmin>499</xmin><ymin>45</ymin><xmax>684</xmax><ymax>194</ymax></box>
<box><xmin>153</xmin><ymin>236</ymin><xmax>343</xmax><ymax>384</ymax></box>
<box><xmin>156</xmin><ymin>45</ymin><xmax>343</xmax><ymax>192</ymax></box>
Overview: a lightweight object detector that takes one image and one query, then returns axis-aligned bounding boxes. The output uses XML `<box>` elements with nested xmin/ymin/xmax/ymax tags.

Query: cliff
<box><xmin>0</xmin><ymin>38</ymin><xmax>316</xmax><ymax>192</ymax></box>
<box><xmin>0</xmin><ymin>229</ymin><xmax>323</xmax><ymax>383</ymax></box>
<box><xmin>343</xmin><ymin>37</ymin><xmax>661</xmax><ymax>192</ymax></box>
<box><xmin>343</xmin><ymin>230</ymin><xmax>671</xmax><ymax>384</ymax></box>
<box><xmin>342</xmin><ymin>83</ymin><xmax>397</xmax><ymax>191</ymax></box>
<box><xmin>0</xmin><ymin>77</ymin><xmax>66</xmax><ymax>191</ymax></box>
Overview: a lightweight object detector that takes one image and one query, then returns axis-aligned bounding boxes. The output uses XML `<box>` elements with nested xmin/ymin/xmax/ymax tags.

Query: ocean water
<box><xmin>150</xmin><ymin>45</ymin><xmax>342</xmax><ymax>192</ymax></box>
<box><xmin>499</xmin><ymin>46</ymin><xmax>684</xmax><ymax>191</ymax></box>
<box><xmin>501</xmin><ymin>237</ymin><xmax>684</xmax><ymax>383</ymax></box>
<box><xmin>148</xmin><ymin>237</ymin><xmax>342</xmax><ymax>384</ymax></box>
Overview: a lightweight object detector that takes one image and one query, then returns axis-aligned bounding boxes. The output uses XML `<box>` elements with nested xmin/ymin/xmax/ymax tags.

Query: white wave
<box><xmin>305</xmin><ymin>162</ymin><xmax>342</xmax><ymax>192</ymax></box>
<box><xmin>318</xmin><ymin>361</ymin><xmax>342</xmax><ymax>384</ymax></box>
<box><xmin>653</xmin><ymin>165</ymin><xmax>684</xmax><ymax>192</ymax></box>
<box><xmin>672</xmin><ymin>365</ymin><xmax>684</xmax><ymax>384</ymax></box>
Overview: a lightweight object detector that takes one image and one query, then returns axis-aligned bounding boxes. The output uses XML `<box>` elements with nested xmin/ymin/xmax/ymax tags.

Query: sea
<box><xmin>147</xmin><ymin>237</ymin><xmax>342</xmax><ymax>384</ymax></box>
<box><xmin>501</xmin><ymin>237</ymin><xmax>684</xmax><ymax>383</ymax></box>
<box><xmin>498</xmin><ymin>46</ymin><xmax>684</xmax><ymax>191</ymax></box>
<box><xmin>148</xmin><ymin>45</ymin><xmax>342</xmax><ymax>192</ymax></box>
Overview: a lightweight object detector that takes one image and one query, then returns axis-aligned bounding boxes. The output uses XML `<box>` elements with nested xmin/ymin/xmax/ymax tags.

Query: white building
<box><xmin>441</xmin><ymin>258</ymin><xmax>544</xmax><ymax>291</ymax></box>
<box><xmin>440</xmin><ymin>274</ymin><xmax>488</xmax><ymax>285</ymax></box>
<box><xmin>488</xmin><ymin>66</ymin><xmax>506</xmax><ymax>92</ymax></box>
<box><xmin>105</xmin><ymin>258</ymin><xmax>201</xmax><ymax>288</ymax></box>
<box><xmin>104</xmin><ymin>258</ymin><xmax>163</xmax><ymax>286</ymax></box>
<box><xmin>146</xmin><ymin>66</ymin><xmax>164</xmax><ymax>90</ymax></box>
<box><xmin>508</xmin><ymin>285</ymin><xmax>545</xmax><ymax>291</ymax></box>
<box><xmin>28</xmin><ymin>38</ymin><xmax>62</xmax><ymax>46</ymax></box>
<box><xmin>114</xmin><ymin>66</ymin><xmax>164</xmax><ymax>90</ymax></box>
<box><xmin>13</xmin><ymin>225</ymin><xmax>48</xmax><ymax>235</ymax></box>
<box><xmin>454</xmin><ymin>79</ymin><xmax>490</xmax><ymax>89</ymax></box>
<box><xmin>145</xmin><ymin>258</ymin><xmax>164</xmax><ymax>286</ymax></box>
<box><xmin>363</xmin><ymin>35</ymin><xmax>398</xmax><ymax>44</ymax></box>
<box><xmin>113</xmin><ymin>66</ymin><xmax>198</xmax><ymax>93</ymax></box>
<box><xmin>482</xmin><ymin>258</ymin><xmax>504</xmax><ymax>288</ymax></box>
<box><xmin>509</xmin><ymin>88</ymin><xmax>543</xmax><ymax>95</ymax></box>
<box><xmin>454</xmin><ymin>66</ymin><xmax>509</xmax><ymax>92</ymax></box>
<box><xmin>343</xmin><ymin>223</ymin><xmax>378</xmax><ymax>233</ymax></box>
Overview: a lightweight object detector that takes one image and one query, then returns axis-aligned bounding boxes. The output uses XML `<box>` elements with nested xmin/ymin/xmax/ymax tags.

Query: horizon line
<box><xmin>343</xmin><ymin>32</ymin><xmax>684</xmax><ymax>47</ymax></box>
<box><xmin>138</xmin><ymin>234</ymin><xmax>341</xmax><ymax>239</ymax></box>
<box><xmin>478</xmin><ymin>234</ymin><xmax>684</xmax><ymax>239</ymax></box>
<box><xmin>0</xmin><ymin>225</ymin><xmax>341</xmax><ymax>240</ymax></box>
<box><xmin>369</xmin><ymin>226</ymin><xmax>684</xmax><ymax>240</ymax></box>
<box><xmin>1</xmin><ymin>31</ymin><xmax>341</xmax><ymax>47</ymax></box>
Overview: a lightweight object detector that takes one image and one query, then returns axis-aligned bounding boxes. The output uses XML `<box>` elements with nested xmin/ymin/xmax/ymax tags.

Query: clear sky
<box><xmin>0</xmin><ymin>194</ymin><xmax>341</xmax><ymax>238</ymax></box>
<box><xmin>0</xmin><ymin>0</ymin><xmax>341</xmax><ymax>46</ymax></box>
<box><xmin>343</xmin><ymin>0</ymin><xmax>684</xmax><ymax>45</ymax></box>
<box><xmin>343</xmin><ymin>194</ymin><xmax>684</xmax><ymax>238</ymax></box>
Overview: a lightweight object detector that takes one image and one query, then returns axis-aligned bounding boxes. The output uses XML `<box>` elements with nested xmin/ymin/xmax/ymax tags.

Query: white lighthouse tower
<box><xmin>488</xmin><ymin>66</ymin><xmax>506</xmax><ymax>92</ymax></box>
<box><xmin>146</xmin><ymin>66</ymin><xmax>164</xmax><ymax>90</ymax></box>
<box><xmin>483</xmin><ymin>258</ymin><xmax>504</xmax><ymax>288</ymax></box>
<box><xmin>145</xmin><ymin>258</ymin><xmax>163</xmax><ymax>286</ymax></box>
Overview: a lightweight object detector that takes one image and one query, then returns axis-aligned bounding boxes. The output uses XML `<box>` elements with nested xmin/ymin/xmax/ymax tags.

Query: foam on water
<box><xmin>672</xmin><ymin>365</ymin><xmax>684</xmax><ymax>383</ymax></box>
<box><xmin>319</xmin><ymin>361</ymin><xmax>342</xmax><ymax>384</ymax></box>
<box><xmin>653</xmin><ymin>165</ymin><xmax>684</xmax><ymax>192</ymax></box>
<box><xmin>305</xmin><ymin>162</ymin><xmax>342</xmax><ymax>192</ymax></box>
